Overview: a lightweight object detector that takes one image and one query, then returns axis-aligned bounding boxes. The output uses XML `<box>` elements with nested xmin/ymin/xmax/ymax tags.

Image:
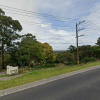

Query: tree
<box><xmin>25</xmin><ymin>41</ymin><xmax>45</xmax><ymax>67</ymax></box>
<box><xmin>79</xmin><ymin>45</ymin><xmax>92</xmax><ymax>60</ymax></box>
<box><xmin>42</xmin><ymin>43</ymin><xmax>56</xmax><ymax>63</ymax></box>
<box><xmin>91</xmin><ymin>46</ymin><xmax>100</xmax><ymax>59</ymax></box>
<box><xmin>0</xmin><ymin>8</ymin><xmax>22</xmax><ymax>69</ymax></box>
<box><xmin>11</xmin><ymin>34</ymin><xmax>45</xmax><ymax>67</ymax></box>
<box><xmin>56</xmin><ymin>51</ymin><xmax>75</xmax><ymax>64</ymax></box>
<box><xmin>96</xmin><ymin>37</ymin><xmax>100</xmax><ymax>46</ymax></box>
<box><xmin>10</xmin><ymin>33</ymin><xmax>56</xmax><ymax>67</ymax></box>
<box><xmin>19</xmin><ymin>33</ymin><xmax>36</xmax><ymax>48</ymax></box>
<box><xmin>68</xmin><ymin>45</ymin><xmax>76</xmax><ymax>53</ymax></box>
<box><xmin>15</xmin><ymin>48</ymin><xmax>30</xmax><ymax>67</ymax></box>
<box><xmin>20</xmin><ymin>33</ymin><xmax>44</xmax><ymax>66</ymax></box>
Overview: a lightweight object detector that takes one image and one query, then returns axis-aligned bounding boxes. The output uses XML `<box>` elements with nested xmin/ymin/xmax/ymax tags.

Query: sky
<box><xmin>0</xmin><ymin>0</ymin><xmax>100</xmax><ymax>50</ymax></box>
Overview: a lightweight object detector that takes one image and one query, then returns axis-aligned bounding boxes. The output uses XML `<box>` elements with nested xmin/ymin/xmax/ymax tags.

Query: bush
<box><xmin>82</xmin><ymin>57</ymin><xmax>96</xmax><ymax>63</ymax></box>
<box><xmin>56</xmin><ymin>52</ymin><xmax>75</xmax><ymax>64</ymax></box>
<box><xmin>66</xmin><ymin>61</ymin><xmax>77</xmax><ymax>66</ymax></box>
<box><xmin>35</xmin><ymin>63</ymin><xmax>56</xmax><ymax>69</ymax></box>
<box><xmin>42</xmin><ymin>63</ymin><xmax>56</xmax><ymax>68</ymax></box>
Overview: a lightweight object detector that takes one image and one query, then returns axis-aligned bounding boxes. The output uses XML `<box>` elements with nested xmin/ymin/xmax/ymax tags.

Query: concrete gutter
<box><xmin>0</xmin><ymin>65</ymin><xmax>100</xmax><ymax>97</ymax></box>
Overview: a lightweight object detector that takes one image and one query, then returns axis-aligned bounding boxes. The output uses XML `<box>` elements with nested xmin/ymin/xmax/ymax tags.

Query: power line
<box><xmin>5</xmin><ymin>11</ymin><xmax>69</xmax><ymax>22</ymax></box>
<box><xmin>85</xmin><ymin>29</ymin><xmax>100</xmax><ymax>32</ymax></box>
<box><xmin>86</xmin><ymin>21</ymin><xmax>100</xmax><ymax>28</ymax></box>
<box><xmin>81</xmin><ymin>27</ymin><xmax>100</xmax><ymax>32</ymax></box>
<box><xmin>0</xmin><ymin>4</ymin><xmax>78</xmax><ymax>22</ymax></box>
<box><xmin>4</xmin><ymin>11</ymin><xmax>100</xmax><ymax>31</ymax></box>
<box><xmin>0</xmin><ymin>14</ymin><xmax>75</xmax><ymax>29</ymax></box>
<box><xmin>19</xmin><ymin>20</ymin><xmax>75</xmax><ymax>29</ymax></box>
<box><xmin>0</xmin><ymin>4</ymin><xmax>100</xmax><ymax>31</ymax></box>
<box><xmin>84</xmin><ymin>23</ymin><xmax>100</xmax><ymax>30</ymax></box>
<box><xmin>0</xmin><ymin>4</ymin><xmax>100</xmax><ymax>43</ymax></box>
<box><xmin>0</xmin><ymin>10</ymin><xmax>76</xmax><ymax>29</ymax></box>
<box><xmin>77</xmin><ymin>21</ymin><xmax>100</xmax><ymax>30</ymax></box>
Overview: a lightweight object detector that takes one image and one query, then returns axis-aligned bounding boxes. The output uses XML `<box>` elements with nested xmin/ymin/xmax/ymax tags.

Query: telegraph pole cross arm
<box><xmin>76</xmin><ymin>20</ymin><xmax>85</xmax><ymax>65</ymax></box>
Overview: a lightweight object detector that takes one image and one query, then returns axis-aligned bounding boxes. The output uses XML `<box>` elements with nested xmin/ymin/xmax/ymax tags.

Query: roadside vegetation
<box><xmin>0</xmin><ymin>8</ymin><xmax>100</xmax><ymax>90</ymax></box>
<box><xmin>0</xmin><ymin>8</ymin><xmax>100</xmax><ymax>70</ymax></box>
<box><xmin>0</xmin><ymin>8</ymin><xmax>56</xmax><ymax>70</ymax></box>
<box><xmin>0</xmin><ymin>61</ymin><xmax>100</xmax><ymax>90</ymax></box>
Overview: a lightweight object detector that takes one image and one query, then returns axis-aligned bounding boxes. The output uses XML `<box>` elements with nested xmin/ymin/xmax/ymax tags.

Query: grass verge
<box><xmin>0</xmin><ymin>61</ymin><xmax>100</xmax><ymax>90</ymax></box>
<box><xmin>0</xmin><ymin>74</ymin><xmax>18</xmax><ymax>78</ymax></box>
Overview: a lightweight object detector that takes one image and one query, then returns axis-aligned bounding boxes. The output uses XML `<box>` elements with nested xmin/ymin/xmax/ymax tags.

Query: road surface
<box><xmin>0</xmin><ymin>67</ymin><xmax>100</xmax><ymax>100</ymax></box>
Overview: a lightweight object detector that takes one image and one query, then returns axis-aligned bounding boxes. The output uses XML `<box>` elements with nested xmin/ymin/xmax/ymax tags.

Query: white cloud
<box><xmin>80</xmin><ymin>2</ymin><xmax>100</xmax><ymax>46</ymax></box>
<box><xmin>85</xmin><ymin>3</ymin><xmax>100</xmax><ymax>26</ymax></box>
<box><xmin>0</xmin><ymin>0</ymin><xmax>100</xmax><ymax>50</ymax></box>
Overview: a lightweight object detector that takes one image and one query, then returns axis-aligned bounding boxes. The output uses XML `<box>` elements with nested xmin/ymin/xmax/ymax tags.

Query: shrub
<box><xmin>35</xmin><ymin>63</ymin><xmax>56</xmax><ymax>69</ymax></box>
<box><xmin>42</xmin><ymin>63</ymin><xmax>56</xmax><ymax>68</ymax></box>
<box><xmin>66</xmin><ymin>61</ymin><xmax>77</xmax><ymax>66</ymax></box>
<box><xmin>56</xmin><ymin>52</ymin><xmax>75</xmax><ymax>64</ymax></box>
<box><xmin>82</xmin><ymin>57</ymin><xmax>96</xmax><ymax>63</ymax></box>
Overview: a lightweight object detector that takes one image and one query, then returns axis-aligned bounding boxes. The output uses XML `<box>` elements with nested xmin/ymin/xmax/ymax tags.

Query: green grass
<box><xmin>0</xmin><ymin>61</ymin><xmax>100</xmax><ymax>90</ymax></box>
<box><xmin>0</xmin><ymin>74</ymin><xmax>18</xmax><ymax>78</ymax></box>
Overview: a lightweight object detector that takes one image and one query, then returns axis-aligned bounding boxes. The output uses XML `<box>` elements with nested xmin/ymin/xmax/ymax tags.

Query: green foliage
<box><xmin>91</xmin><ymin>46</ymin><xmax>100</xmax><ymax>59</ymax></box>
<box><xmin>0</xmin><ymin>8</ymin><xmax>22</xmax><ymax>69</ymax></box>
<box><xmin>81</xmin><ymin>57</ymin><xmax>96</xmax><ymax>63</ymax></box>
<box><xmin>3</xmin><ymin>54</ymin><xmax>11</xmax><ymax>68</ymax></box>
<box><xmin>68</xmin><ymin>45</ymin><xmax>76</xmax><ymax>53</ymax></box>
<box><xmin>66</xmin><ymin>61</ymin><xmax>77</xmax><ymax>65</ymax></box>
<box><xmin>10</xmin><ymin>34</ymin><xmax>56</xmax><ymax>68</ymax></box>
<box><xmin>25</xmin><ymin>42</ymin><xmax>45</xmax><ymax>66</ymax></box>
<box><xmin>36</xmin><ymin>63</ymin><xmax>56</xmax><ymax>69</ymax></box>
<box><xmin>79</xmin><ymin>45</ymin><xmax>92</xmax><ymax>60</ymax></box>
<box><xmin>42</xmin><ymin>43</ymin><xmax>56</xmax><ymax>63</ymax></box>
<box><xmin>19</xmin><ymin>33</ymin><xmax>36</xmax><ymax>48</ymax></box>
<box><xmin>44</xmin><ymin>63</ymin><xmax>56</xmax><ymax>68</ymax></box>
<box><xmin>56</xmin><ymin>52</ymin><xmax>75</xmax><ymax>64</ymax></box>
<box><xmin>0</xmin><ymin>8</ymin><xmax>5</xmax><ymax>15</ymax></box>
<box><xmin>96</xmin><ymin>37</ymin><xmax>100</xmax><ymax>46</ymax></box>
<box><xmin>1</xmin><ymin>8</ymin><xmax>100</xmax><ymax>69</ymax></box>
<box><xmin>10</xmin><ymin>34</ymin><xmax>41</xmax><ymax>67</ymax></box>
<box><xmin>15</xmin><ymin>48</ymin><xmax>30</xmax><ymax>67</ymax></box>
<box><xmin>56</xmin><ymin>44</ymin><xmax>100</xmax><ymax>65</ymax></box>
<box><xmin>0</xmin><ymin>61</ymin><xmax>100</xmax><ymax>90</ymax></box>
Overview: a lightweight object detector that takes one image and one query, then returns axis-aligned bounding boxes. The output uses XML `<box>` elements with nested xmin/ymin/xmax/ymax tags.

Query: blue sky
<box><xmin>0</xmin><ymin>0</ymin><xmax>100</xmax><ymax>50</ymax></box>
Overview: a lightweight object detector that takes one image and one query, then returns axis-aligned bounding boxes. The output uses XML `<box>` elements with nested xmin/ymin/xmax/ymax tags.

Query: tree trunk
<box><xmin>1</xmin><ymin>41</ymin><xmax>4</xmax><ymax>70</ymax></box>
<box><xmin>29</xmin><ymin>60</ymin><xmax>32</xmax><ymax>67</ymax></box>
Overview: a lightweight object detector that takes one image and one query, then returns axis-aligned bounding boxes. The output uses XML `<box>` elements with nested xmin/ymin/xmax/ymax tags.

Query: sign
<box><xmin>7</xmin><ymin>66</ymin><xmax>18</xmax><ymax>75</ymax></box>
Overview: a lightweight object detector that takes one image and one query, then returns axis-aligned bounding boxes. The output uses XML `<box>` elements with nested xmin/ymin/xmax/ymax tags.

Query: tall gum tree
<box><xmin>0</xmin><ymin>8</ymin><xmax>22</xmax><ymax>69</ymax></box>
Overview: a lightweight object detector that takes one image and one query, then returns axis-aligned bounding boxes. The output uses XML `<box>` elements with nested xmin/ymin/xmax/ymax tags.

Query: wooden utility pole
<box><xmin>76</xmin><ymin>23</ymin><xmax>79</xmax><ymax>65</ymax></box>
<box><xmin>76</xmin><ymin>21</ymin><xmax>85</xmax><ymax>65</ymax></box>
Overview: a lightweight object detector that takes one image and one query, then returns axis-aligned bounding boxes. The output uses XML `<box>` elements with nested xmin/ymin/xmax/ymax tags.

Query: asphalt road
<box><xmin>0</xmin><ymin>67</ymin><xmax>100</xmax><ymax>100</ymax></box>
